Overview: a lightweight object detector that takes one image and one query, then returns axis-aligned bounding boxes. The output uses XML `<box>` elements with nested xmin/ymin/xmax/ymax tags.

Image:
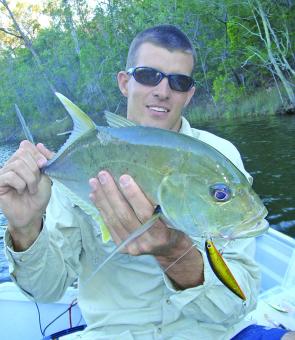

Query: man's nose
<box><xmin>152</xmin><ymin>77</ymin><xmax>171</xmax><ymax>99</ymax></box>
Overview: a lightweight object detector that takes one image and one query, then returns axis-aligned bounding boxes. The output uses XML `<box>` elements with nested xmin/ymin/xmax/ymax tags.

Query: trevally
<box><xmin>44</xmin><ymin>93</ymin><xmax>268</xmax><ymax>243</ymax></box>
<box><xmin>16</xmin><ymin>92</ymin><xmax>268</xmax><ymax>300</ymax></box>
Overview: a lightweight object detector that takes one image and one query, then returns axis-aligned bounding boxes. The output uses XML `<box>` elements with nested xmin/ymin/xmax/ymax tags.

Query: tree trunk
<box><xmin>0</xmin><ymin>0</ymin><xmax>57</xmax><ymax>95</ymax></box>
<box><xmin>254</xmin><ymin>0</ymin><xmax>295</xmax><ymax>107</ymax></box>
<box><xmin>62</xmin><ymin>0</ymin><xmax>81</xmax><ymax>57</ymax></box>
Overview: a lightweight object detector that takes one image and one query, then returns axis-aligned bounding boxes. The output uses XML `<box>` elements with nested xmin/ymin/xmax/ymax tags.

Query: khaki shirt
<box><xmin>5</xmin><ymin>117</ymin><xmax>265</xmax><ymax>339</ymax></box>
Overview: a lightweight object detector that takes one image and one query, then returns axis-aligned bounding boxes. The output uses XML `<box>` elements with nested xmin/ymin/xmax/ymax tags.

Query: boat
<box><xmin>247</xmin><ymin>227</ymin><xmax>295</xmax><ymax>330</ymax></box>
<box><xmin>0</xmin><ymin>227</ymin><xmax>294</xmax><ymax>339</ymax></box>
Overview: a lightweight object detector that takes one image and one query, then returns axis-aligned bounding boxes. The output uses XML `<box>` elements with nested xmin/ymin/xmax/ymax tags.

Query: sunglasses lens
<box><xmin>130</xmin><ymin>67</ymin><xmax>194</xmax><ymax>92</ymax></box>
<box><xmin>133</xmin><ymin>68</ymin><xmax>161</xmax><ymax>86</ymax></box>
<box><xmin>169</xmin><ymin>75</ymin><xmax>194</xmax><ymax>92</ymax></box>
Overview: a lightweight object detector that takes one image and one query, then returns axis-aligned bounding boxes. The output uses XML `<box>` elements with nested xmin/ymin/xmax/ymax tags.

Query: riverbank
<box><xmin>186</xmin><ymin>85</ymin><xmax>293</xmax><ymax>125</ymax></box>
<box><xmin>0</xmin><ymin>86</ymin><xmax>293</xmax><ymax>145</ymax></box>
<box><xmin>0</xmin><ymin>116</ymin><xmax>70</xmax><ymax>147</ymax></box>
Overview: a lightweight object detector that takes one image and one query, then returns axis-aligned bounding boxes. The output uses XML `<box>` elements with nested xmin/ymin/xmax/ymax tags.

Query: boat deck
<box><xmin>248</xmin><ymin>228</ymin><xmax>295</xmax><ymax>330</ymax></box>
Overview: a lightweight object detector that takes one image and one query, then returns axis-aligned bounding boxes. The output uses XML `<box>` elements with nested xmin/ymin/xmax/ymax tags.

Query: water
<box><xmin>196</xmin><ymin>114</ymin><xmax>295</xmax><ymax>237</ymax></box>
<box><xmin>0</xmin><ymin>114</ymin><xmax>294</xmax><ymax>281</ymax></box>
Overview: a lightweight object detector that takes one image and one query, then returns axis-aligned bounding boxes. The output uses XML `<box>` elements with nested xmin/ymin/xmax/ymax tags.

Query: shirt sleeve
<box><xmin>161</xmin><ymin>235</ymin><xmax>264</xmax><ymax>326</ymax></box>
<box><xmin>4</xmin><ymin>183</ymin><xmax>83</xmax><ymax>303</ymax></box>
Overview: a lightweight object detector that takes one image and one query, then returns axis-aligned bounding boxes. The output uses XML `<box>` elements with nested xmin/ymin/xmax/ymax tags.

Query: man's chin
<box><xmin>128</xmin><ymin>112</ymin><xmax>180</xmax><ymax>130</ymax></box>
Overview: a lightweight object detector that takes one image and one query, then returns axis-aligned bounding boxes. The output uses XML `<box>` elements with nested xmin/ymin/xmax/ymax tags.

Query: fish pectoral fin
<box><xmin>104</xmin><ymin>110</ymin><xmax>137</xmax><ymax>128</ymax></box>
<box><xmin>82</xmin><ymin>211</ymin><xmax>162</xmax><ymax>287</ymax></box>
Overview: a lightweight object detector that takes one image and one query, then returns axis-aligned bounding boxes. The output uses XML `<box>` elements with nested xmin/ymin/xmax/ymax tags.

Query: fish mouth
<box><xmin>217</xmin><ymin>206</ymin><xmax>269</xmax><ymax>240</ymax></box>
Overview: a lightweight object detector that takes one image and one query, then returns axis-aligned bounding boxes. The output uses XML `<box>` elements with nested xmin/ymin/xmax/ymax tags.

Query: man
<box><xmin>0</xmin><ymin>25</ymin><xmax>291</xmax><ymax>339</ymax></box>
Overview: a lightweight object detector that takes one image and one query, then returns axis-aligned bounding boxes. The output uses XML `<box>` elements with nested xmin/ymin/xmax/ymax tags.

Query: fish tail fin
<box><xmin>50</xmin><ymin>93</ymin><xmax>96</xmax><ymax>161</ymax></box>
<box><xmin>15</xmin><ymin>104</ymin><xmax>35</xmax><ymax>144</ymax></box>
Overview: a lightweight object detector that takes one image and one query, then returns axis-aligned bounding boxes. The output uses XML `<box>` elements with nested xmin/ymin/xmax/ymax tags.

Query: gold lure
<box><xmin>205</xmin><ymin>240</ymin><xmax>246</xmax><ymax>301</ymax></box>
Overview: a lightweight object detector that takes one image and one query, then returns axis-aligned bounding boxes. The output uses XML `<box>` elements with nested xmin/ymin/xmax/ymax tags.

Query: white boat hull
<box><xmin>0</xmin><ymin>285</ymin><xmax>85</xmax><ymax>340</ymax></box>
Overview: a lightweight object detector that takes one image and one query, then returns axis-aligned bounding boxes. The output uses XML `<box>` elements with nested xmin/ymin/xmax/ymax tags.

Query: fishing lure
<box><xmin>205</xmin><ymin>239</ymin><xmax>246</xmax><ymax>301</ymax></box>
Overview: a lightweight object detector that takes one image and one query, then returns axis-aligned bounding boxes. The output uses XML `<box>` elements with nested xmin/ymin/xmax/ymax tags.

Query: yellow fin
<box><xmin>47</xmin><ymin>93</ymin><xmax>97</xmax><ymax>166</ymax></box>
<box><xmin>54</xmin><ymin>180</ymin><xmax>111</xmax><ymax>243</ymax></box>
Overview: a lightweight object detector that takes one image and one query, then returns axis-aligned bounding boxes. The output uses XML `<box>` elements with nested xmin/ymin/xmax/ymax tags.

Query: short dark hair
<box><xmin>126</xmin><ymin>24</ymin><xmax>196</xmax><ymax>73</ymax></box>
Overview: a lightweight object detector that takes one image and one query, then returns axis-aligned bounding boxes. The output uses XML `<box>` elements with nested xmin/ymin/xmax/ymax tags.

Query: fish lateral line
<box><xmin>205</xmin><ymin>239</ymin><xmax>246</xmax><ymax>301</ymax></box>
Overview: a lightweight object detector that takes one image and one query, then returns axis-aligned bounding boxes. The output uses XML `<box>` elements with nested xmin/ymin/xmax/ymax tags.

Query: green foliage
<box><xmin>0</xmin><ymin>0</ymin><xmax>294</xmax><ymax>142</ymax></box>
<box><xmin>213</xmin><ymin>75</ymin><xmax>245</xmax><ymax>104</ymax></box>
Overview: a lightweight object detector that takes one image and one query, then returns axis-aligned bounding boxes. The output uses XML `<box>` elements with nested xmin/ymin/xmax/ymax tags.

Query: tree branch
<box><xmin>0</xmin><ymin>27</ymin><xmax>22</xmax><ymax>39</ymax></box>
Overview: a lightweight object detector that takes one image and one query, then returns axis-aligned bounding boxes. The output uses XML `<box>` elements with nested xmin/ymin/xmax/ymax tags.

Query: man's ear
<box><xmin>184</xmin><ymin>86</ymin><xmax>196</xmax><ymax>108</ymax></box>
<box><xmin>117</xmin><ymin>71</ymin><xmax>129</xmax><ymax>97</ymax></box>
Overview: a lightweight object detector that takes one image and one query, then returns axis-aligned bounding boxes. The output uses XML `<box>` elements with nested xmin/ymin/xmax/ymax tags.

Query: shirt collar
<box><xmin>179</xmin><ymin>116</ymin><xmax>200</xmax><ymax>139</ymax></box>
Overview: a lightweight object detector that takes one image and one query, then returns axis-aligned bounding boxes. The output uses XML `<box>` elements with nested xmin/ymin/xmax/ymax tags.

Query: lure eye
<box><xmin>209</xmin><ymin>183</ymin><xmax>232</xmax><ymax>202</ymax></box>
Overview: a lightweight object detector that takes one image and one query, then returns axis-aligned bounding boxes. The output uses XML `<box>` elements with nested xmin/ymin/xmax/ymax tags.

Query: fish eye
<box><xmin>209</xmin><ymin>183</ymin><xmax>232</xmax><ymax>202</ymax></box>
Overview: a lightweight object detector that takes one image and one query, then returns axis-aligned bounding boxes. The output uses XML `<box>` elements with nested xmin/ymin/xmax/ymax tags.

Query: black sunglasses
<box><xmin>127</xmin><ymin>66</ymin><xmax>195</xmax><ymax>92</ymax></box>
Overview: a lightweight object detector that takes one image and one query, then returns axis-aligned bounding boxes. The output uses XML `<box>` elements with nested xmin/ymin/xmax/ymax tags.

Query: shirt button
<box><xmin>157</xmin><ymin>327</ymin><xmax>162</xmax><ymax>334</ymax></box>
<box><xmin>166</xmin><ymin>298</ymin><xmax>171</xmax><ymax>305</ymax></box>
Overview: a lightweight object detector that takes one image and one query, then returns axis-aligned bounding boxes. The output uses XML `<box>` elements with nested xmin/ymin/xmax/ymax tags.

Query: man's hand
<box><xmin>89</xmin><ymin>170</ymin><xmax>204</xmax><ymax>289</ymax></box>
<box><xmin>89</xmin><ymin>170</ymin><xmax>173</xmax><ymax>255</ymax></box>
<box><xmin>0</xmin><ymin>140</ymin><xmax>54</xmax><ymax>250</ymax></box>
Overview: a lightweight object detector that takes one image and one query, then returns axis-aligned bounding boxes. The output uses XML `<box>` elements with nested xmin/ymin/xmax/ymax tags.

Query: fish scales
<box><xmin>44</xmin><ymin>120</ymin><xmax>267</xmax><ymax>240</ymax></box>
<box><xmin>39</xmin><ymin>93</ymin><xmax>268</xmax><ymax>242</ymax></box>
<box><xmin>15</xmin><ymin>93</ymin><xmax>269</xmax><ymax>299</ymax></box>
<box><xmin>45</xmin><ymin>126</ymin><xmax>187</xmax><ymax>204</ymax></box>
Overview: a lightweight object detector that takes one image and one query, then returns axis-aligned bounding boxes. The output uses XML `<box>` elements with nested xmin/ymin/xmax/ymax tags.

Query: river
<box><xmin>0</xmin><ymin>114</ymin><xmax>294</xmax><ymax>281</ymax></box>
<box><xmin>196</xmin><ymin>114</ymin><xmax>295</xmax><ymax>237</ymax></box>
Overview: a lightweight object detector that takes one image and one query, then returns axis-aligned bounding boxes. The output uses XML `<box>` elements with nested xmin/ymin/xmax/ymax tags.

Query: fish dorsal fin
<box><xmin>51</xmin><ymin>93</ymin><xmax>96</xmax><ymax>161</ymax></box>
<box><xmin>104</xmin><ymin>110</ymin><xmax>137</xmax><ymax>128</ymax></box>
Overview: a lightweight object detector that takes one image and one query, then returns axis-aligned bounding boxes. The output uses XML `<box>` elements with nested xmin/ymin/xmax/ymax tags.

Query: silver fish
<box><xmin>16</xmin><ymin>93</ymin><xmax>269</xmax><ymax>294</ymax></box>
<box><xmin>42</xmin><ymin>93</ymin><xmax>268</xmax><ymax>243</ymax></box>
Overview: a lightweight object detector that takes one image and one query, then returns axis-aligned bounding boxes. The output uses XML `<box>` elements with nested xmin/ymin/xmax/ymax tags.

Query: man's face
<box><xmin>117</xmin><ymin>43</ymin><xmax>195</xmax><ymax>131</ymax></box>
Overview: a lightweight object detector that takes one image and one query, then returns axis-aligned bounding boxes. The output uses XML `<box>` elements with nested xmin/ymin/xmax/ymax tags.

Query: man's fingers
<box><xmin>0</xmin><ymin>141</ymin><xmax>51</xmax><ymax>195</ymax></box>
<box><xmin>119</xmin><ymin>174</ymin><xmax>155</xmax><ymax>223</ymax></box>
<box><xmin>0</xmin><ymin>171</ymin><xmax>26</xmax><ymax>195</ymax></box>
<box><xmin>89</xmin><ymin>171</ymin><xmax>167</xmax><ymax>255</ymax></box>
<box><xmin>19</xmin><ymin>140</ymin><xmax>48</xmax><ymax>167</ymax></box>
<box><xmin>118</xmin><ymin>174</ymin><xmax>172</xmax><ymax>253</ymax></box>
<box><xmin>96</xmin><ymin>171</ymin><xmax>141</xmax><ymax>232</ymax></box>
<box><xmin>18</xmin><ymin>140</ymin><xmax>47</xmax><ymax>168</ymax></box>
<box><xmin>89</xmin><ymin>176</ymin><xmax>131</xmax><ymax>244</ymax></box>
<box><xmin>2</xmin><ymin>151</ymin><xmax>41</xmax><ymax>194</ymax></box>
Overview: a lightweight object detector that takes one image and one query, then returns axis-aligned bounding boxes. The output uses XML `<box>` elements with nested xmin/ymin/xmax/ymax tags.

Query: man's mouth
<box><xmin>147</xmin><ymin>105</ymin><xmax>170</xmax><ymax>113</ymax></box>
